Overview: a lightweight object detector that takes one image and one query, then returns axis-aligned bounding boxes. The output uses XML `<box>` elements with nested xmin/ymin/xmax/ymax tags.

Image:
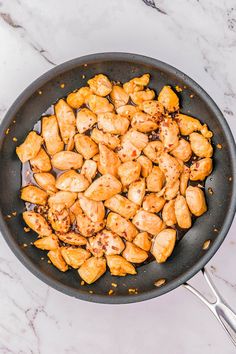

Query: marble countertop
<box><xmin>0</xmin><ymin>0</ymin><xmax>236</xmax><ymax>353</ymax></box>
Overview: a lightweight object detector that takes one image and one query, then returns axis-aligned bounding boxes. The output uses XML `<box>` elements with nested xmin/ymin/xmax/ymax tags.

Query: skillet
<box><xmin>0</xmin><ymin>53</ymin><xmax>236</xmax><ymax>342</ymax></box>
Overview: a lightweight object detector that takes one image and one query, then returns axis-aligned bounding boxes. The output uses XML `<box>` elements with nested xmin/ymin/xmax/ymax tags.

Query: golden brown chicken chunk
<box><xmin>88</xmin><ymin>74</ymin><xmax>112</xmax><ymax>96</ymax></box>
<box><xmin>174</xmin><ymin>195</ymin><xmax>192</xmax><ymax>229</ymax></box>
<box><xmin>189</xmin><ymin>133</ymin><xmax>213</xmax><ymax>158</ymax></box>
<box><xmin>66</xmin><ymin>87</ymin><xmax>91</xmax><ymax>109</ymax></box>
<box><xmin>42</xmin><ymin>115</ymin><xmax>64</xmax><ymax>155</ymax></box>
<box><xmin>104</xmin><ymin>194</ymin><xmax>138</xmax><ymax>219</ymax></box>
<box><xmin>133</xmin><ymin>232</ymin><xmax>152</xmax><ymax>251</ymax></box>
<box><xmin>171</xmin><ymin>139</ymin><xmax>192</xmax><ymax>162</ymax></box>
<box><xmin>180</xmin><ymin>166</ymin><xmax>190</xmax><ymax>196</ymax></box>
<box><xmin>98</xmin><ymin>143</ymin><xmax>121</xmax><ymax>176</ymax></box>
<box><xmin>78</xmin><ymin>257</ymin><xmax>106</xmax><ymax>284</ymax></box>
<box><xmin>91</xmin><ymin>128</ymin><xmax>120</xmax><ymax>150</ymax></box>
<box><xmin>88</xmin><ymin>95</ymin><xmax>114</xmax><ymax>114</ymax></box>
<box><xmin>143</xmin><ymin>141</ymin><xmax>164</xmax><ymax>163</ymax></box>
<box><xmin>30</xmin><ymin>148</ymin><xmax>51</xmax><ymax>172</ymax></box>
<box><xmin>106</xmin><ymin>255</ymin><xmax>136</xmax><ymax>276</ymax></box>
<box><xmin>97</xmin><ymin>112</ymin><xmax>130</xmax><ymax>135</ymax></box>
<box><xmin>143</xmin><ymin>194</ymin><xmax>165</xmax><ymax>213</ymax></box>
<box><xmin>190</xmin><ymin>158</ymin><xmax>213</xmax><ymax>181</ymax></box>
<box><xmin>69</xmin><ymin>200</ymin><xmax>83</xmax><ymax>222</ymax></box>
<box><xmin>84</xmin><ymin>174</ymin><xmax>122</xmax><ymax>201</ymax></box>
<box><xmin>48</xmin><ymin>249</ymin><xmax>69</xmax><ymax>272</ymax></box>
<box><xmin>158</xmin><ymin>86</ymin><xmax>179</xmax><ymax>112</ymax></box>
<box><xmin>76</xmin><ymin>108</ymin><xmax>97</xmax><ymax>134</ymax></box>
<box><xmin>162</xmin><ymin>199</ymin><xmax>177</xmax><ymax>226</ymax></box>
<box><xmin>48</xmin><ymin>207</ymin><xmax>71</xmax><ymax>233</ymax></box>
<box><xmin>61</xmin><ymin>247</ymin><xmax>91</xmax><ymax>269</ymax></box>
<box><xmin>152</xmin><ymin>229</ymin><xmax>176</xmax><ymax>263</ymax></box>
<box><xmin>186</xmin><ymin>186</ymin><xmax>207</xmax><ymax>216</ymax></box>
<box><xmin>16</xmin><ymin>131</ymin><xmax>43</xmax><ymax>163</ymax></box>
<box><xmin>131</xmin><ymin>112</ymin><xmax>158</xmax><ymax>133</ymax></box>
<box><xmin>76</xmin><ymin>213</ymin><xmax>105</xmax><ymax>237</ymax></box>
<box><xmin>51</xmin><ymin>151</ymin><xmax>83</xmax><ymax>170</ymax></box>
<box><xmin>146</xmin><ymin>166</ymin><xmax>165</xmax><ymax>192</ymax></box>
<box><xmin>123</xmin><ymin>241</ymin><xmax>148</xmax><ymax>263</ymax></box>
<box><xmin>55</xmin><ymin>170</ymin><xmax>90</xmax><ymax>192</ymax></box>
<box><xmin>81</xmin><ymin>159</ymin><xmax>97</xmax><ymax>182</ymax></box>
<box><xmin>123</xmin><ymin>74</ymin><xmax>150</xmax><ymax>94</ymax></box>
<box><xmin>116</xmin><ymin>105</ymin><xmax>139</xmax><ymax>120</ymax></box>
<box><xmin>106</xmin><ymin>212</ymin><xmax>138</xmax><ymax>241</ymax></box>
<box><xmin>110</xmin><ymin>85</ymin><xmax>129</xmax><ymax>108</ymax></box>
<box><xmin>132</xmin><ymin>210</ymin><xmax>164</xmax><ymax>235</ymax></box>
<box><xmin>23</xmin><ymin>211</ymin><xmax>52</xmax><ymax>236</ymax></box>
<box><xmin>175</xmin><ymin>114</ymin><xmax>213</xmax><ymax>138</ymax></box>
<box><xmin>48</xmin><ymin>191</ymin><xmax>77</xmax><ymax>211</ymax></box>
<box><xmin>127</xmin><ymin>179</ymin><xmax>146</xmax><ymax>206</ymax></box>
<box><xmin>130</xmin><ymin>89</ymin><xmax>155</xmax><ymax>105</ymax></box>
<box><xmin>78</xmin><ymin>193</ymin><xmax>105</xmax><ymax>222</ymax></box>
<box><xmin>34</xmin><ymin>172</ymin><xmax>57</xmax><ymax>195</ymax></box>
<box><xmin>139</xmin><ymin>100</ymin><xmax>164</xmax><ymax>120</ymax></box>
<box><xmin>137</xmin><ymin>155</ymin><xmax>153</xmax><ymax>177</ymax></box>
<box><xmin>122</xmin><ymin>129</ymin><xmax>148</xmax><ymax>151</ymax></box>
<box><xmin>89</xmin><ymin>229</ymin><xmax>125</xmax><ymax>257</ymax></box>
<box><xmin>54</xmin><ymin>99</ymin><xmax>76</xmax><ymax>148</ymax></box>
<box><xmin>117</xmin><ymin>139</ymin><xmax>141</xmax><ymax>162</ymax></box>
<box><xmin>21</xmin><ymin>185</ymin><xmax>48</xmax><ymax>205</ymax></box>
<box><xmin>159</xmin><ymin>118</ymin><xmax>179</xmax><ymax>152</ymax></box>
<box><xmin>34</xmin><ymin>234</ymin><xmax>59</xmax><ymax>251</ymax></box>
<box><xmin>158</xmin><ymin>152</ymin><xmax>183</xmax><ymax>185</ymax></box>
<box><xmin>164</xmin><ymin>179</ymin><xmax>180</xmax><ymax>200</ymax></box>
<box><xmin>57</xmin><ymin>232</ymin><xmax>87</xmax><ymax>246</ymax></box>
<box><xmin>74</xmin><ymin>134</ymin><xmax>98</xmax><ymax>160</ymax></box>
<box><xmin>118</xmin><ymin>161</ymin><xmax>141</xmax><ymax>186</ymax></box>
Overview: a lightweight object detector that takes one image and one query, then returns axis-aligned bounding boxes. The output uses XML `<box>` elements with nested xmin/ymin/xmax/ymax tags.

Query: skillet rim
<box><xmin>0</xmin><ymin>52</ymin><xmax>235</xmax><ymax>304</ymax></box>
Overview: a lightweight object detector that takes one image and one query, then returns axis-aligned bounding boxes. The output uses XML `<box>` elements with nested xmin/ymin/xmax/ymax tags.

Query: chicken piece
<box><xmin>139</xmin><ymin>100</ymin><xmax>164</xmax><ymax>121</ymax></box>
<box><xmin>34</xmin><ymin>234</ymin><xmax>59</xmax><ymax>251</ymax></box>
<box><xmin>200</xmin><ymin>124</ymin><xmax>213</xmax><ymax>139</ymax></box>
<box><xmin>152</xmin><ymin>229</ymin><xmax>176</xmax><ymax>263</ymax></box>
<box><xmin>116</xmin><ymin>105</ymin><xmax>139</xmax><ymax>120</ymax></box>
<box><xmin>66</xmin><ymin>87</ymin><xmax>91</xmax><ymax>108</ymax></box>
<box><xmin>84</xmin><ymin>174</ymin><xmax>122</xmax><ymax>201</ymax></box>
<box><xmin>78</xmin><ymin>257</ymin><xmax>106</xmax><ymax>284</ymax></box>
<box><xmin>88</xmin><ymin>95</ymin><xmax>114</xmax><ymax>114</ymax></box>
<box><xmin>162</xmin><ymin>200</ymin><xmax>177</xmax><ymax>226</ymax></box>
<box><xmin>48</xmin><ymin>207</ymin><xmax>71</xmax><ymax>233</ymax></box>
<box><xmin>107</xmin><ymin>212</ymin><xmax>138</xmax><ymax>241</ymax></box>
<box><xmin>133</xmin><ymin>232</ymin><xmax>152</xmax><ymax>251</ymax></box>
<box><xmin>143</xmin><ymin>141</ymin><xmax>164</xmax><ymax>163</ymax></box>
<box><xmin>158</xmin><ymin>86</ymin><xmax>179</xmax><ymax>112</ymax></box>
<box><xmin>180</xmin><ymin>166</ymin><xmax>190</xmax><ymax>196</ymax></box>
<box><xmin>16</xmin><ymin>131</ymin><xmax>43</xmax><ymax>163</ymax></box>
<box><xmin>104</xmin><ymin>194</ymin><xmax>138</xmax><ymax>219</ymax></box>
<box><xmin>91</xmin><ymin>128</ymin><xmax>120</xmax><ymax>150</ymax></box>
<box><xmin>23</xmin><ymin>211</ymin><xmax>52</xmax><ymax>236</ymax></box>
<box><xmin>51</xmin><ymin>151</ymin><xmax>83</xmax><ymax>170</ymax></box>
<box><xmin>123</xmin><ymin>74</ymin><xmax>150</xmax><ymax>94</ymax></box>
<box><xmin>189</xmin><ymin>133</ymin><xmax>213</xmax><ymax>158</ymax></box>
<box><xmin>143</xmin><ymin>194</ymin><xmax>165</xmax><ymax>213</ymax></box>
<box><xmin>106</xmin><ymin>255</ymin><xmax>136</xmax><ymax>276</ymax></box>
<box><xmin>57</xmin><ymin>231</ymin><xmax>87</xmax><ymax>246</ymax></box>
<box><xmin>110</xmin><ymin>85</ymin><xmax>129</xmax><ymax>108</ymax></box>
<box><xmin>190</xmin><ymin>158</ymin><xmax>213</xmax><ymax>181</ymax></box>
<box><xmin>176</xmin><ymin>114</ymin><xmax>212</xmax><ymax>138</ymax></box>
<box><xmin>97</xmin><ymin>112</ymin><xmax>130</xmax><ymax>135</ymax></box>
<box><xmin>131</xmin><ymin>112</ymin><xmax>158</xmax><ymax>133</ymax></box>
<box><xmin>78</xmin><ymin>193</ymin><xmax>105</xmax><ymax>222</ymax></box>
<box><xmin>98</xmin><ymin>143</ymin><xmax>121</xmax><ymax>176</ymax></box>
<box><xmin>48</xmin><ymin>191</ymin><xmax>77</xmax><ymax>211</ymax></box>
<box><xmin>137</xmin><ymin>155</ymin><xmax>153</xmax><ymax>177</ymax></box>
<box><xmin>122</xmin><ymin>241</ymin><xmax>148</xmax><ymax>263</ymax></box>
<box><xmin>88</xmin><ymin>229</ymin><xmax>125</xmax><ymax>257</ymax></box>
<box><xmin>146</xmin><ymin>166</ymin><xmax>165</xmax><ymax>192</ymax></box>
<box><xmin>76</xmin><ymin>213</ymin><xmax>105</xmax><ymax>237</ymax></box>
<box><xmin>88</xmin><ymin>74</ymin><xmax>112</xmax><ymax>96</ymax></box>
<box><xmin>34</xmin><ymin>173</ymin><xmax>58</xmax><ymax>195</ymax></box>
<box><xmin>21</xmin><ymin>185</ymin><xmax>48</xmax><ymax>205</ymax></box>
<box><xmin>122</xmin><ymin>129</ymin><xmax>148</xmax><ymax>150</ymax></box>
<box><xmin>127</xmin><ymin>179</ymin><xmax>146</xmax><ymax>206</ymax></box>
<box><xmin>74</xmin><ymin>134</ymin><xmax>98</xmax><ymax>160</ymax></box>
<box><xmin>61</xmin><ymin>247</ymin><xmax>91</xmax><ymax>269</ymax></box>
<box><xmin>54</xmin><ymin>99</ymin><xmax>76</xmax><ymax>147</ymax></box>
<box><xmin>174</xmin><ymin>195</ymin><xmax>192</xmax><ymax>229</ymax></box>
<box><xmin>117</xmin><ymin>140</ymin><xmax>141</xmax><ymax>162</ymax></box>
<box><xmin>170</xmin><ymin>139</ymin><xmax>192</xmax><ymax>162</ymax></box>
<box><xmin>76</xmin><ymin>108</ymin><xmax>97</xmax><ymax>133</ymax></box>
<box><xmin>164</xmin><ymin>179</ymin><xmax>180</xmax><ymax>200</ymax></box>
<box><xmin>81</xmin><ymin>160</ymin><xmax>97</xmax><ymax>182</ymax></box>
<box><xmin>42</xmin><ymin>115</ymin><xmax>64</xmax><ymax>155</ymax></box>
<box><xmin>158</xmin><ymin>153</ymin><xmax>183</xmax><ymax>185</ymax></box>
<box><xmin>69</xmin><ymin>200</ymin><xmax>83</xmax><ymax>223</ymax></box>
<box><xmin>55</xmin><ymin>170</ymin><xmax>90</xmax><ymax>192</ymax></box>
<box><xmin>159</xmin><ymin>118</ymin><xmax>179</xmax><ymax>152</ymax></box>
<box><xmin>132</xmin><ymin>210</ymin><xmax>164</xmax><ymax>235</ymax></box>
<box><xmin>118</xmin><ymin>161</ymin><xmax>141</xmax><ymax>186</ymax></box>
<box><xmin>30</xmin><ymin>148</ymin><xmax>51</xmax><ymax>172</ymax></box>
<box><xmin>47</xmin><ymin>249</ymin><xmax>68</xmax><ymax>272</ymax></box>
<box><xmin>130</xmin><ymin>89</ymin><xmax>155</xmax><ymax>105</ymax></box>
<box><xmin>186</xmin><ymin>186</ymin><xmax>207</xmax><ymax>216</ymax></box>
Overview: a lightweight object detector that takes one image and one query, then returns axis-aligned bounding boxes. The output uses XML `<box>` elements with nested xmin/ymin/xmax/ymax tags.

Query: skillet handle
<box><xmin>183</xmin><ymin>268</ymin><xmax>236</xmax><ymax>346</ymax></box>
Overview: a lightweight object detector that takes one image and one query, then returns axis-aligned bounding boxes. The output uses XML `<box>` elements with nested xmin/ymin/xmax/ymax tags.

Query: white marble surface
<box><xmin>0</xmin><ymin>0</ymin><xmax>236</xmax><ymax>353</ymax></box>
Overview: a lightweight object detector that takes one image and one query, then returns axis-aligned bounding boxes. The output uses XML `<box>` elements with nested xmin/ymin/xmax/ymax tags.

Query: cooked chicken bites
<box><xmin>98</xmin><ymin>143</ymin><xmax>121</xmax><ymax>176</ymax></box>
<box><xmin>74</xmin><ymin>134</ymin><xmax>98</xmax><ymax>160</ymax></box>
<box><xmin>23</xmin><ymin>211</ymin><xmax>52</xmax><ymax>236</ymax></box>
<box><xmin>143</xmin><ymin>141</ymin><xmax>164</xmax><ymax>163</ymax></box>
<box><xmin>180</xmin><ymin>166</ymin><xmax>190</xmax><ymax>196</ymax></box>
<box><xmin>123</xmin><ymin>74</ymin><xmax>150</xmax><ymax>94</ymax></box>
<box><xmin>162</xmin><ymin>199</ymin><xmax>177</xmax><ymax>226</ymax></box>
<box><xmin>61</xmin><ymin>247</ymin><xmax>91</xmax><ymax>269</ymax></box>
<box><xmin>176</xmin><ymin>114</ymin><xmax>212</xmax><ymax>138</ymax></box>
<box><xmin>132</xmin><ymin>210</ymin><xmax>164</xmax><ymax>235</ymax></box>
<box><xmin>76</xmin><ymin>108</ymin><xmax>97</xmax><ymax>133</ymax></box>
<box><xmin>139</xmin><ymin>100</ymin><xmax>164</xmax><ymax>121</ymax></box>
<box><xmin>130</xmin><ymin>89</ymin><xmax>155</xmax><ymax>105</ymax></box>
<box><xmin>158</xmin><ymin>152</ymin><xmax>183</xmax><ymax>185</ymax></box>
<box><xmin>48</xmin><ymin>249</ymin><xmax>68</xmax><ymax>272</ymax></box>
<box><xmin>190</xmin><ymin>158</ymin><xmax>213</xmax><ymax>181</ymax></box>
<box><xmin>30</xmin><ymin>148</ymin><xmax>51</xmax><ymax>172</ymax></box>
<box><xmin>174</xmin><ymin>195</ymin><xmax>192</xmax><ymax>229</ymax></box>
<box><xmin>122</xmin><ymin>129</ymin><xmax>148</xmax><ymax>150</ymax></box>
<box><xmin>171</xmin><ymin>138</ymin><xmax>192</xmax><ymax>162</ymax></box>
<box><xmin>69</xmin><ymin>200</ymin><xmax>83</xmax><ymax>222</ymax></box>
<box><xmin>122</xmin><ymin>241</ymin><xmax>148</xmax><ymax>263</ymax></box>
<box><xmin>66</xmin><ymin>87</ymin><xmax>91</xmax><ymax>109</ymax></box>
<box><xmin>146</xmin><ymin>166</ymin><xmax>165</xmax><ymax>192</ymax></box>
<box><xmin>21</xmin><ymin>185</ymin><xmax>48</xmax><ymax>205</ymax></box>
<box><xmin>76</xmin><ymin>213</ymin><xmax>105</xmax><ymax>237</ymax></box>
<box><xmin>81</xmin><ymin>159</ymin><xmax>97</xmax><ymax>182</ymax></box>
<box><xmin>16</xmin><ymin>131</ymin><xmax>43</xmax><ymax>163</ymax></box>
<box><xmin>117</xmin><ymin>139</ymin><xmax>141</xmax><ymax>162</ymax></box>
<box><xmin>133</xmin><ymin>232</ymin><xmax>152</xmax><ymax>251</ymax></box>
<box><xmin>104</xmin><ymin>194</ymin><xmax>138</xmax><ymax>219</ymax></box>
<box><xmin>118</xmin><ymin>161</ymin><xmax>141</xmax><ymax>186</ymax></box>
<box><xmin>110</xmin><ymin>85</ymin><xmax>129</xmax><ymax>108</ymax></box>
<box><xmin>131</xmin><ymin>112</ymin><xmax>158</xmax><ymax>133</ymax></box>
<box><xmin>137</xmin><ymin>155</ymin><xmax>153</xmax><ymax>177</ymax></box>
<box><xmin>186</xmin><ymin>186</ymin><xmax>207</xmax><ymax>216</ymax></box>
<box><xmin>42</xmin><ymin>115</ymin><xmax>64</xmax><ymax>155</ymax></box>
<box><xmin>78</xmin><ymin>257</ymin><xmax>106</xmax><ymax>284</ymax></box>
<box><xmin>54</xmin><ymin>99</ymin><xmax>76</xmax><ymax>148</ymax></box>
<box><xmin>158</xmin><ymin>86</ymin><xmax>179</xmax><ymax>112</ymax></box>
<box><xmin>84</xmin><ymin>174</ymin><xmax>122</xmax><ymax>201</ymax></box>
<box><xmin>51</xmin><ymin>151</ymin><xmax>83</xmax><ymax>170</ymax></box>
<box><xmin>55</xmin><ymin>170</ymin><xmax>90</xmax><ymax>192</ymax></box>
<box><xmin>143</xmin><ymin>194</ymin><xmax>165</xmax><ymax>213</ymax></box>
<box><xmin>88</xmin><ymin>230</ymin><xmax>125</xmax><ymax>257</ymax></box>
<box><xmin>57</xmin><ymin>232</ymin><xmax>87</xmax><ymax>246</ymax></box>
<box><xmin>116</xmin><ymin>105</ymin><xmax>139</xmax><ymax>120</ymax></box>
<box><xmin>78</xmin><ymin>193</ymin><xmax>105</xmax><ymax>222</ymax></box>
<box><xmin>34</xmin><ymin>172</ymin><xmax>58</xmax><ymax>195</ymax></box>
<box><xmin>48</xmin><ymin>207</ymin><xmax>71</xmax><ymax>233</ymax></box>
<box><xmin>152</xmin><ymin>229</ymin><xmax>176</xmax><ymax>263</ymax></box>
<box><xmin>34</xmin><ymin>234</ymin><xmax>59</xmax><ymax>251</ymax></box>
<box><xmin>189</xmin><ymin>132</ymin><xmax>213</xmax><ymax>158</ymax></box>
<box><xmin>88</xmin><ymin>95</ymin><xmax>114</xmax><ymax>114</ymax></box>
<box><xmin>159</xmin><ymin>118</ymin><xmax>179</xmax><ymax>152</ymax></box>
<box><xmin>48</xmin><ymin>191</ymin><xmax>77</xmax><ymax>211</ymax></box>
<box><xmin>164</xmin><ymin>179</ymin><xmax>180</xmax><ymax>200</ymax></box>
<box><xmin>88</xmin><ymin>74</ymin><xmax>112</xmax><ymax>96</ymax></box>
<box><xmin>97</xmin><ymin>112</ymin><xmax>130</xmax><ymax>135</ymax></box>
<box><xmin>107</xmin><ymin>212</ymin><xmax>138</xmax><ymax>241</ymax></box>
<box><xmin>106</xmin><ymin>255</ymin><xmax>136</xmax><ymax>276</ymax></box>
<box><xmin>127</xmin><ymin>179</ymin><xmax>146</xmax><ymax>206</ymax></box>
<box><xmin>91</xmin><ymin>128</ymin><xmax>120</xmax><ymax>150</ymax></box>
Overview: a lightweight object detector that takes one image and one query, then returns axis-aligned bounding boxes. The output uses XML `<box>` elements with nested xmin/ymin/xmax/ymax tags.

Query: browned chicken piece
<box><xmin>117</xmin><ymin>140</ymin><xmax>141</xmax><ymax>162</ymax></box>
<box><xmin>48</xmin><ymin>191</ymin><xmax>77</xmax><ymax>211</ymax></box>
<box><xmin>42</xmin><ymin>115</ymin><xmax>64</xmax><ymax>155</ymax></box>
<box><xmin>69</xmin><ymin>200</ymin><xmax>83</xmax><ymax>223</ymax></box>
<box><xmin>66</xmin><ymin>87</ymin><xmax>91</xmax><ymax>109</ymax></box>
<box><xmin>162</xmin><ymin>199</ymin><xmax>177</xmax><ymax>226</ymax></box>
<box><xmin>190</xmin><ymin>157</ymin><xmax>213</xmax><ymax>181</ymax></box>
<box><xmin>48</xmin><ymin>249</ymin><xmax>68</xmax><ymax>272</ymax></box>
<box><xmin>78</xmin><ymin>193</ymin><xmax>105</xmax><ymax>222</ymax></box>
<box><xmin>91</xmin><ymin>128</ymin><xmax>120</xmax><ymax>150</ymax></box>
<box><xmin>84</xmin><ymin>174</ymin><xmax>122</xmax><ymax>201</ymax></box>
<box><xmin>107</xmin><ymin>212</ymin><xmax>138</xmax><ymax>241</ymax></box>
<box><xmin>158</xmin><ymin>86</ymin><xmax>179</xmax><ymax>112</ymax></box>
<box><xmin>122</xmin><ymin>129</ymin><xmax>148</xmax><ymax>150</ymax></box>
<box><xmin>132</xmin><ymin>210</ymin><xmax>164</xmax><ymax>235</ymax></box>
<box><xmin>164</xmin><ymin>179</ymin><xmax>180</xmax><ymax>200</ymax></box>
<box><xmin>122</xmin><ymin>241</ymin><xmax>148</xmax><ymax>263</ymax></box>
<box><xmin>131</xmin><ymin>111</ymin><xmax>158</xmax><ymax>133</ymax></box>
<box><xmin>97</xmin><ymin>112</ymin><xmax>130</xmax><ymax>135</ymax></box>
<box><xmin>48</xmin><ymin>207</ymin><xmax>71</xmax><ymax>233</ymax></box>
<box><xmin>51</xmin><ymin>151</ymin><xmax>83</xmax><ymax>170</ymax></box>
<box><xmin>78</xmin><ymin>257</ymin><xmax>106</xmax><ymax>284</ymax></box>
<box><xmin>171</xmin><ymin>138</ymin><xmax>192</xmax><ymax>162</ymax></box>
<box><xmin>61</xmin><ymin>247</ymin><xmax>91</xmax><ymax>269</ymax></box>
<box><xmin>76</xmin><ymin>213</ymin><xmax>105</xmax><ymax>237</ymax></box>
<box><xmin>139</xmin><ymin>100</ymin><xmax>165</xmax><ymax>121</ymax></box>
<box><xmin>159</xmin><ymin>118</ymin><xmax>179</xmax><ymax>152</ymax></box>
<box><xmin>116</xmin><ymin>105</ymin><xmax>139</xmax><ymax>120</ymax></box>
<box><xmin>34</xmin><ymin>173</ymin><xmax>58</xmax><ymax>195</ymax></box>
<box><xmin>74</xmin><ymin>134</ymin><xmax>98</xmax><ymax>160</ymax></box>
<box><xmin>123</xmin><ymin>74</ymin><xmax>150</xmax><ymax>94</ymax></box>
<box><xmin>106</xmin><ymin>255</ymin><xmax>136</xmax><ymax>276</ymax></box>
<box><xmin>133</xmin><ymin>232</ymin><xmax>152</xmax><ymax>251</ymax></box>
<box><xmin>88</xmin><ymin>229</ymin><xmax>125</xmax><ymax>257</ymax></box>
<box><xmin>16</xmin><ymin>131</ymin><xmax>43</xmax><ymax>163</ymax></box>
<box><xmin>98</xmin><ymin>143</ymin><xmax>121</xmax><ymax>176</ymax></box>
<box><xmin>180</xmin><ymin>166</ymin><xmax>190</xmax><ymax>196</ymax></box>
<box><xmin>76</xmin><ymin>108</ymin><xmax>97</xmax><ymax>133</ymax></box>
<box><xmin>88</xmin><ymin>95</ymin><xmax>114</xmax><ymax>114</ymax></box>
<box><xmin>186</xmin><ymin>186</ymin><xmax>207</xmax><ymax>216</ymax></box>
<box><xmin>57</xmin><ymin>231</ymin><xmax>87</xmax><ymax>246</ymax></box>
<box><xmin>189</xmin><ymin>133</ymin><xmax>213</xmax><ymax>158</ymax></box>
<box><xmin>88</xmin><ymin>74</ymin><xmax>112</xmax><ymax>96</ymax></box>
<box><xmin>34</xmin><ymin>234</ymin><xmax>59</xmax><ymax>251</ymax></box>
<box><xmin>110</xmin><ymin>85</ymin><xmax>129</xmax><ymax>108</ymax></box>
<box><xmin>30</xmin><ymin>148</ymin><xmax>51</xmax><ymax>172</ymax></box>
<box><xmin>143</xmin><ymin>194</ymin><xmax>165</xmax><ymax>213</ymax></box>
<box><xmin>21</xmin><ymin>185</ymin><xmax>48</xmax><ymax>205</ymax></box>
<box><xmin>104</xmin><ymin>194</ymin><xmax>138</xmax><ymax>219</ymax></box>
<box><xmin>200</xmin><ymin>124</ymin><xmax>213</xmax><ymax>139</ymax></box>
<box><xmin>54</xmin><ymin>99</ymin><xmax>76</xmax><ymax>148</ymax></box>
<box><xmin>127</xmin><ymin>179</ymin><xmax>146</xmax><ymax>206</ymax></box>
<box><xmin>152</xmin><ymin>228</ymin><xmax>176</xmax><ymax>263</ymax></box>
<box><xmin>55</xmin><ymin>170</ymin><xmax>90</xmax><ymax>192</ymax></box>
<box><xmin>175</xmin><ymin>114</ymin><xmax>213</xmax><ymax>138</ymax></box>
<box><xmin>137</xmin><ymin>155</ymin><xmax>153</xmax><ymax>177</ymax></box>
<box><xmin>143</xmin><ymin>141</ymin><xmax>164</xmax><ymax>163</ymax></box>
<box><xmin>130</xmin><ymin>89</ymin><xmax>155</xmax><ymax>105</ymax></box>
<box><xmin>146</xmin><ymin>166</ymin><xmax>165</xmax><ymax>192</ymax></box>
<box><xmin>175</xmin><ymin>195</ymin><xmax>192</xmax><ymax>229</ymax></box>
<box><xmin>81</xmin><ymin>159</ymin><xmax>97</xmax><ymax>182</ymax></box>
<box><xmin>158</xmin><ymin>152</ymin><xmax>183</xmax><ymax>185</ymax></box>
<box><xmin>118</xmin><ymin>161</ymin><xmax>141</xmax><ymax>187</ymax></box>
<box><xmin>23</xmin><ymin>211</ymin><xmax>52</xmax><ymax>236</ymax></box>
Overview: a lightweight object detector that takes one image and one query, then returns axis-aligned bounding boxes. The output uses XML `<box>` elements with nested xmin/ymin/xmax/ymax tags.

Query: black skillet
<box><xmin>0</xmin><ymin>53</ymin><xmax>236</xmax><ymax>343</ymax></box>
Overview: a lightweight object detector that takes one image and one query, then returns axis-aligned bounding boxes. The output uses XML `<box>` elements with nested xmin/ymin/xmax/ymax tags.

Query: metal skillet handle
<box><xmin>183</xmin><ymin>268</ymin><xmax>236</xmax><ymax>346</ymax></box>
